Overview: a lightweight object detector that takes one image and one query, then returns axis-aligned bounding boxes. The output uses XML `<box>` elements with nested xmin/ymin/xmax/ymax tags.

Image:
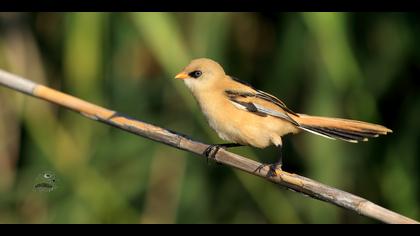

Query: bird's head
<box><xmin>175</xmin><ymin>58</ymin><xmax>226</xmax><ymax>93</ymax></box>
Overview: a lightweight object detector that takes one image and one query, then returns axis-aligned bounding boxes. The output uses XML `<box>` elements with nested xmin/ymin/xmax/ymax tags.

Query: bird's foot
<box><xmin>255</xmin><ymin>163</ymin><xmax>282</xmax><ymax>177</ymax></box>
<box><xmin>203</xmin><ymin>144</ymin><xmax>223</xmax><ymax>164</ymax></box>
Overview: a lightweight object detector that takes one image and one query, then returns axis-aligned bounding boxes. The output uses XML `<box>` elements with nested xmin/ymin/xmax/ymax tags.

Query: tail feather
<box><xmin>295</xmin><ymin>114</ymin><xmax>392</xmax><ymax>143</ymax></box>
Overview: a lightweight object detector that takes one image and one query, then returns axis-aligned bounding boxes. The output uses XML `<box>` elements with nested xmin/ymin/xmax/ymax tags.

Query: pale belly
<box><xmin>200</xmin><ymin>99</ymin><xmax>298</xmax><ymax>148</ymax></box>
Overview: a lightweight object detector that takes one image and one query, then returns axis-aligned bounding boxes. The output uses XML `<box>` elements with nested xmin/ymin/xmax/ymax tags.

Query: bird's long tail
<box><xmin>294</xmin><ymin>114</ymin><xmax>392</xmax><ymax>143</ymax></box>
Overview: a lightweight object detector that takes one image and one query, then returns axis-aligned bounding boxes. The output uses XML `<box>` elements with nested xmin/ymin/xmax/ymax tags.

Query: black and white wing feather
<box><xmin>225</xmin><ymin>89</ymin><xmax>299</xmax><ymax>126</ymax></box>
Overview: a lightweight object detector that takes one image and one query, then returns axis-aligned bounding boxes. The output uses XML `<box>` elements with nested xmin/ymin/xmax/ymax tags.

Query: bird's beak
<box><xmin>175</xmin><ymin>72</ymin><xmax>189</xmax><ymax>80</ymax></box>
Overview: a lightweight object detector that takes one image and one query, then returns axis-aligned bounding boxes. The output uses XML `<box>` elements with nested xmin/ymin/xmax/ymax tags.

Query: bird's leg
<box><xmin>268</xmin><ymin>145</ymin><xmax>283</xmax><ymax>177</ymax></box>
<box><xmin>255</xmin><ymin>144</ymin><xmax>283</xmax><ymax>177</ymax></box>
<box><xmin>203</xmin><ymin>143</ymin><xmax>243</xmax><ymax>164</ymax></box>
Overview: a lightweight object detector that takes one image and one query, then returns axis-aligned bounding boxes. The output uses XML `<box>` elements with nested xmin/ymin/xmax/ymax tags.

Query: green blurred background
<box><xmin>0</xmin><ymin>12</ymin><xmax>419</xmax><ymax>224</ymax></box>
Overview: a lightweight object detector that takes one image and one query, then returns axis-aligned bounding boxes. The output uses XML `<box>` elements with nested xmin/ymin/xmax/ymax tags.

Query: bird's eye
<box><xmin>189</xmin><ymin>70</ymin><xmax>202</xmax><ymax>79</ymax></box>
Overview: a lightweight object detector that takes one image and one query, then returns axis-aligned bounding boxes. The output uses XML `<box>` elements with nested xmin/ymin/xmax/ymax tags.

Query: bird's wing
<box><xmin>225</xmin><ymin>89</ymin><xmax>299</xmax><ymax>126</ymax></box>
<box><xmin>254</xmin><ymin>89</ymin><xmax>298</xmax><ymax>116</ymax></box>
<box><xmin>229</xmin><ymin>76</ymin><xmax>298</xmax><ymax>115</ymax></box>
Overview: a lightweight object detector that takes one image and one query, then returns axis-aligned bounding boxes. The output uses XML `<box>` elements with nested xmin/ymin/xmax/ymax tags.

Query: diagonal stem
<box><xmin>0</xmin><ymin>69</ymin><xmax>418</xmax><ymax>224</ymax></box>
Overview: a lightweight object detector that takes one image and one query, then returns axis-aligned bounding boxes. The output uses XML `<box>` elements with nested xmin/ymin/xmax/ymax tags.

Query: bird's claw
<box><xmin>255</xmin><ymin>163</ymin><xmax>282</xmax><ymax>177</ymax></box>
<box><xmin>203</xmin><ymin>145</ymin><xmax>222</xmax><ymax>164</ymax></box>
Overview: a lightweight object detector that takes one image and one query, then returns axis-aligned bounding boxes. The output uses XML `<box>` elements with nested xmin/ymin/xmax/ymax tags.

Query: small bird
<box><xmin>175</xmin><ymin>58</ymin><xmax>392</xmax><ymax>176</ymax></box>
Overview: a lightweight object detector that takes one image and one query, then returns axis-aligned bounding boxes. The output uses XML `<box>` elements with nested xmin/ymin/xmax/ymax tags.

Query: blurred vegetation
<box><xmin>0</xmin><ymin>12</ymin><xmax>419</xmax><ymax>224</ymax></box>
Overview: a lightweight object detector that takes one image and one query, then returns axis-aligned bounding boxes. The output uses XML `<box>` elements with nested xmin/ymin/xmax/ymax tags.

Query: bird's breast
<box><xmin>193</xmin><ymin>91</ymin><xmax>277</xmax><ymax>148</ymax></box>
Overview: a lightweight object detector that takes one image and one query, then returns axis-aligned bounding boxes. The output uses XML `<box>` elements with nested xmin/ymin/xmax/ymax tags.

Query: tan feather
<box><xmin>294</xmin><ymin>114</ymin><xmax>392</xmax><ymax>143</ymax></box>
